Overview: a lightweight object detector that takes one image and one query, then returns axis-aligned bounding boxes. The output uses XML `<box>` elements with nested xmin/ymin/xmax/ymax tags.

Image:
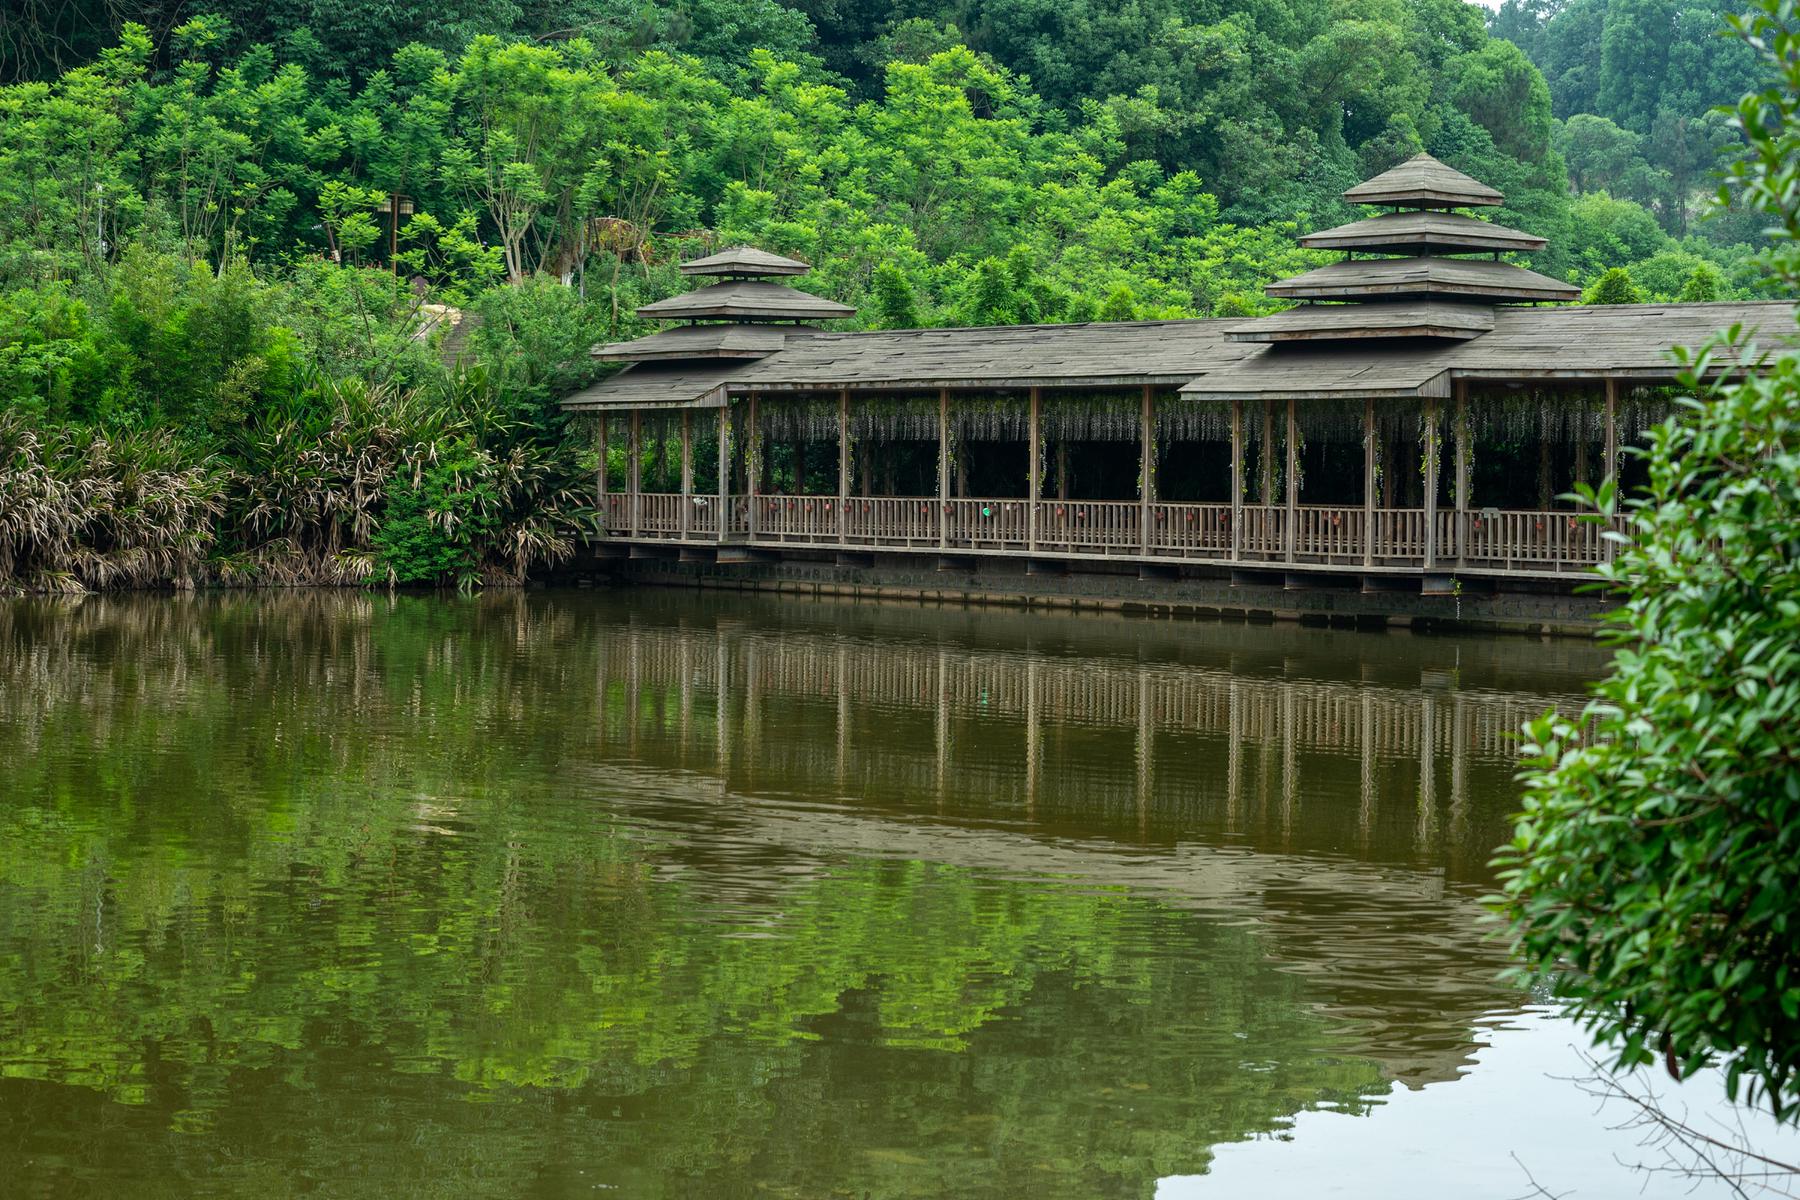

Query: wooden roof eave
<box><xmin>1266</xmin><ymin>280</ymin><xmax>1578</xmax><ymax>303</ymax></box>
<box><xmin>561</xmin><ymin>385</ymin><xmax>731</xmax><ymax>412</ymax></box>
<box><xmin>1178</xmin><ymin>375</ymin><xmax>1455</xmax><ymax>402</ymax></box>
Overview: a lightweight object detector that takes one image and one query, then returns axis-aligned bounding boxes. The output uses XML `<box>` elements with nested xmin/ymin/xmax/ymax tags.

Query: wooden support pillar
<box><xmin>747</xmin><ymin>394</ymin><xmax>760</xmax><ymax>540</ymax></box>
<box><xmin>1604</xmin><ymin>377</ymin><xmax>1620</xmax><ymax>563</ymax></box>
<box><xmin>680</xmin><ymin>410</ymin><xmax>693</xmax><ymax>538</ymax></box>
<box><xmin>1362</xmin><ymin>396</ymin><xmax>1375</xmax><ymax>567</ymax></box>
<box><xmin>1139</xmin><ymin>385</ymin><xmax>1155</xmax><ymax>554</ymax></box>
<box><xmin>937</xmin><ymin>388</ymin><xmax>950</xmax><ymax>549</ymax></box>
<box><xmin>628</xmin><ymin>409</ymin><xmax>642</xmax><ymax>538</ymax></box>
<box><xmin>1261</xmin><ymin>399</ymin><xmax>1276</xmax><ymax>504</ymax></box>
<box><xmin>1283</xmin><ymin>396</ymin><xmax>1298</xmax><ymax>563</ymax></box>
<box><xmin>1423</xmin><ymin>394</ymin><xmax>1440</xmax><ymax>569</ymax></box>
<box><xmin>1453</xmin><ymin>380</ymin><xmax>1469</xmax><ymax>565</ymax></box>
<box><xmin>1028</xmin><ymin>387</ymin><xmax>1042</xmax><ymax>551</ymax></box>
<box><xmin>596</xmin><ymin>414</ymin><xmax>608</xmax><ymax>530</ymax></box>
<box><xmin>838</xmin><ymin>389</ymin><xmax>850</xmax><ymax>543</ymax></box>
<box><xmin>1230</xmin><ymin>399</ymin><xmax>1243</xmax><ymax>562</ymax></box>
<box><xmin>793</xmin><ymin>440</ymin><xmax>807</xmax><ymax>494</ymax></box>
<box><xmin>716</xmin><ymin>405</ymin><xmax>730</xmax><ymax>542</ymax></box>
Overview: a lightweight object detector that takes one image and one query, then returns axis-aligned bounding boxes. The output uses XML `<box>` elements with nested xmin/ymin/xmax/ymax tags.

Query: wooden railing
<box><xmin>1293</xmin><ymin>506</ymin><xmax>1363</xmax><ymax>563</ymax></box>
<box><xmin>945</xmin><ymin>498</ymin><xmax>1030</xmax><ymax>549</ymax></box>
<box><xmin>1238</xmin><ymin>505</ymin><xmax>1285</xmax><ymax>560</ymax></box>
<box><xmin>843</xmin><ymin>496</ymin><xmax>941</xmax><ymax>546</ymax></box>
<box><xmin>1450</xmin><ymin>509</ymin><xmax>1605</xmax><ymax>569</ymax></box>
<box><xmin>1373</xmin><ymin>508</ymin><xmax>1427</xmax><ymax>563</ymax></box>
<box><xmin>757</xmin><ymin>494</ymin><xmax>840</xmax><ymax>542</ymax></box>
<box><xmin>1034</xmin><ymin>499</ymin><xmax>1141</xmax><ymax>553</ymax></box>
<box><xmin>598</xmin><ymin>494</ymin><xmax>1608</xmax><ymax>576</ymax></box>
<box><xmin>1147</xmin><ymin>503</ymin><xmax>1232</xmax><ymax>557</ymax></box>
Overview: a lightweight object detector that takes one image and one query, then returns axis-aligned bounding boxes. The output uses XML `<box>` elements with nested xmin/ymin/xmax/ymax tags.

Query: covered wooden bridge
<box><xmin>563</xmin><ymin>156</ymin><xmax>1794</xmax><ymax>602</ymax></box>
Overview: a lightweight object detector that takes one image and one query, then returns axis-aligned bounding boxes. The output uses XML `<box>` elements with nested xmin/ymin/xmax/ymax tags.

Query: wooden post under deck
<box><xmin>747</xmin><ymin>394</ymin><xmax>760</xmax><ymax>540</ymax></box>
<box><xmin>1139</xmin><ymin>385</ymin><xmax>1155</xmax><ymax>554</ymax></box>
<box><xmin>838</xmin><ymin>389</ymin><xmax>850</xmax><ymax>543</ymax></box>
<box><xmin>628</xmin><ymin>408</ymin><xmax>642</xmax><ymax>538</ymax></box>
<box><xmin>1423</xmin><ymin>394</ymin><xmax>1440</xmax><ymax>569</ymax></box>
<box><xmin>1028</xmin><ymin>387</ymin><xmax>1041</xmax><ymax>551</ymax></box>
<box><xmin>1230</xmin><ymin>399</ymin><xmax>1243</xmax><ymax>562</ymax></box>
<box><xmin>1362</xmin><ymin>396</ymin><xmax>1375</xmax><ymax>567</ymax></box>
<box><xmin>1453</xmin><ymin>380</ymin><xmax>1469</xmax><ymax>565</ymax></box>
<box><xmin>680</xmin><ymin>410</ymin><xmax>693</xmax><ymax>538</ymax></box>
<box><xmin>938</xmin><ymin>388</ymin><xmax>950</xmax><ymax>549</ymax></box>
<box><xmin>1284</xmin><ymin>396</ymin><xmax>1297</xmax><ymax>563</ymax></box>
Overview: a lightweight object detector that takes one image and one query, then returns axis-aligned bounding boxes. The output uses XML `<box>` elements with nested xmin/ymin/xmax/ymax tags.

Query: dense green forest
<box><xmin>0</xmin><ymin>0</ymin><xmax>1790</xmax><ymax>590</ymax></box>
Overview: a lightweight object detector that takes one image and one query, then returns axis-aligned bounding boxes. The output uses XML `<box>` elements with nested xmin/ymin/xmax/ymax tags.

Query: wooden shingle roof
<box><xmin>1299</xmin><ymin>210</ymin><xmax>1546</xmax><ymax>255</ymax></box>
<box><xmin>1343</xmin><ymin>153</ymin><xmax>1504</xmax><ymax>208</ymax></box>
<box><xmin>680</xmin><ymin>245</ymin><xmax>811</xmax><ymax>277</ymax></box>
<box><xmin>1226</xmin><ymin>301</ymin><xmax>1496</xmax><ymax>343</ymax></box>
<box><xmin>593</xmin><ymin>323</ymin><xmax>811</xmax><ymax>363</ymax></box>
<box><xmin>1265</xmin><ymin>257</ymin><xmax>1580</xmax><ymax>303</ymax></box>
<box><xmin>560</xmin><ymin>302</ymin><xmax>1796</xmax><ymax>411</ymax></box>
<box><xmin>636</xmin><ymin>280</ymin><xmax>856</xmax><ymax>322</ymax></box>
<box><xmin>1182</xmin><ymin>302</ymin><xmax>1796</xmax><ymax>401</ymax></box>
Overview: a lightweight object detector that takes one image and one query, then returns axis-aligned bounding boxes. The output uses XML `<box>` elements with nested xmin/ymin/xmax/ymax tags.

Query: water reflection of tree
<box><xmin>0</xmin><ymin>597</ymin><xmax>1576</xmax><ymax>1194</ymax></box>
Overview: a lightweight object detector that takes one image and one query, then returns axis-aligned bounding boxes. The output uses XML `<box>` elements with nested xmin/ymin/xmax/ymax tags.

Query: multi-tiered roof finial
<box><xmin>594</xmin><ymin>245</ymin><xmax>855</xmax><ymax>364</ymax></box>
<box><xmin>1229</xmin><ymin>153</ymin><xmax>1578</xmax><ymax>344</ymax></box>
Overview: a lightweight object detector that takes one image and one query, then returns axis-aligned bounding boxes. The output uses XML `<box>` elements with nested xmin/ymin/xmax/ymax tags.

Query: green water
<box><xmin>0</xmin><ymin>591</ymin><xmax>1695</xmax><ymax>1197</ymax></box>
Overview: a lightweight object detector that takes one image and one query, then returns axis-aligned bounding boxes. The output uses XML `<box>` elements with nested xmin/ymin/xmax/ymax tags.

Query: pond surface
<box><xmin>0</xmin><ymin>591</ymin><xmax>1789</xmax><ymax>1197</ymax></box>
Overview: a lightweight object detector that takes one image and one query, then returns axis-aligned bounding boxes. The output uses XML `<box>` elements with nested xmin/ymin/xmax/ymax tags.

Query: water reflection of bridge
<box><xmin>594</xmin><ymin>607</ymin><xmax>1589</xmax><ymax>881</ymax></box>
<box><xmin>584</xmin><ymin>606</ymin><xmax>1595</xmax><ymax>1090</ymax></box>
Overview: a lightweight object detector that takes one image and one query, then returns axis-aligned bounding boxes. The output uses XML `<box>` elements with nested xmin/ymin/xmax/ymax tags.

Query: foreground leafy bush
<box><xmin>1495</xmin><ymin>0</ymin><xmax>1800</xmax><ymax>1120</ymax></box>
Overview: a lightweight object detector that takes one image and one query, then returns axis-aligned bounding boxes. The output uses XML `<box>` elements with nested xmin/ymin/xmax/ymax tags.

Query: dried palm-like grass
<box><xmin>0</xmin><ymin>415</ymin><xmax>227</xmax><ymax>595</ymax></box>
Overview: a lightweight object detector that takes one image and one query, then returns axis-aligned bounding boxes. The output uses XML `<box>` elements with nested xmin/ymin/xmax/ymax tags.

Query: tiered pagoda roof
<box><xmin>592</xmin><ymin>245</ymin><xmax>854</xmax><ymax>365</ymax></box>
<box><xmin>1227</xmin><ymin>153</ymin><xmax>1578</xmax><ymax>345</ymax></box>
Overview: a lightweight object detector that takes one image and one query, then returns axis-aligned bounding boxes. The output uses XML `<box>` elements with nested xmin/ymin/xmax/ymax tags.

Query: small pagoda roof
<box><xmin>593</xmin><ymin>323</ymin><xmax>818</xmax><ymax>363</ymax></box>
<box><xmin>1342</xmin><ymin>153</ymin><xmax>1504</xmax><ymax>209</ymax></box>
<box><xmin>1226</xmin><ymin>301</ymin><xmax>1496</xmax><ymax>344</ymax></box>
<box><xmin>1265</xmin><ymin>257</ymin><xmax>1579</xmax><ymax>304</ymax></box>
<box><xmin>1299</xmin><ymin>210</ymin><xmax>1546</xmax><ymax>255</ymax></box>
<box><xmin>680</xmin><ymin>245</ymin><xmax>810</xmax><ymax>277</ymax></box>
<box><xmin>637</xmin><ymin>280</ymin><xmax>856</xmax><ymax>322</ymax></box>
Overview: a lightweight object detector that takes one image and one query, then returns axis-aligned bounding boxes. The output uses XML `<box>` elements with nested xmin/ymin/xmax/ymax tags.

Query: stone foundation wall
<box><xmin>559</xmin><ymin>547</ymin><xmax>1608</xmax><ymax>636</ymax></box>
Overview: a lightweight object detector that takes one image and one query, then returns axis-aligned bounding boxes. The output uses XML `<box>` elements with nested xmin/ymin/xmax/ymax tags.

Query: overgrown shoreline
<box><xmin>3</xmin><ymin>6</ymin><xmax>1791</xmax><ymax>595</ymax></box>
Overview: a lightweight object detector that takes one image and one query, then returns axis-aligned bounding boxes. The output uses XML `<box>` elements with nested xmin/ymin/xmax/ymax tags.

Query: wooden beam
<box><xmin>1284</xmin><ymin>396</ymin><xmax>1297</xmax><ymax>564</ymax></box>
<box><xmin>1423</xmin><ymin>394</ymin><xmax>1440</xmax><ymax>569</ymax></box>
<box><xmin>1140</xmin><ymin>385</ymin><xmax>1155</xmax><ymax>554</ymax></box>
<box><xmin>1453</xmin><ymin>379</ymin><xmax>1468</xmax><ymax>565</ymax></box>
<box><xmin>716</xmin><ymin>404</ymin><xmax>730</xmax><ymax>543</ymax></box>
<box><xmin>1230</xmin><ymin>399</ymin><xmax>1243</xmax><ymax>562</ymax></box>
<box><xmin>1261</xmin><ymin>399</ymin><xmax>1276</xmax><ymax>504</ymax></box>
<box><xmin>838</xmin><ymin>388</ymin><xmax>850</xmax><ymax>543</ymax></box>
<box><xmin>680</xmin><ymin>410</ymin><xmax>693</xmax><ymax>538</ymax></box>
<box><xmin>938</xmin><ymin>388</ymin><xmax>950</xmax><ymax>549</ymax></box>
<box><xmin>747</xmin><ymin>394</ymin><xmax>760</xmax><ymax>540</ymax></box>
<box><xmin>1362</xmin><ymin>396</ymin><xmax>1375</xmax><ymax>567</ymax></box>
<box><xmin>628</xmin><ymin>408</ymin><xmax>642</xmax><ymax>538</ymax></box>
<box><xmin>596</xmin><ymin>414</ymin><xmax>608</xmax><ymax>524</ymax></box>
<box><xmin>1604</xmin><ymin>377</ymin><xmax>1619</xmax><ymax>564</ymax></box>
<box><xmin>1028</xmin><ymin>386</ymin><xmax>1041</xmax><ymax>552</ymax></box>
